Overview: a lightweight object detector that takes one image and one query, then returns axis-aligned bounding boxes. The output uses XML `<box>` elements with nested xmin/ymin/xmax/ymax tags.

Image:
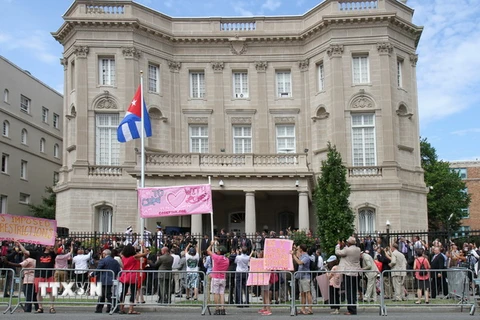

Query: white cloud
<box><xmin>451</xmin><ymin>128</ymin><xmax>480</xmax><ymax>136</ymax></box>
<box><xmin>0</xmin><ymin>30</ymin><xmax>58</xmax><ymax>64</ymax></box>
<box><xmin>262</xmin><ymin>0</ymin><xmax>281</xmax><ymax>11</ymax></box>
<box><xmin>233</xmin><ymin>2</ymin><xmax>254</xmax><ymax>16</ymax></box>
<box><xmin>412</xmin><ymin>0</ymin><xmax>480</xmax><ymax>124</ymax></box>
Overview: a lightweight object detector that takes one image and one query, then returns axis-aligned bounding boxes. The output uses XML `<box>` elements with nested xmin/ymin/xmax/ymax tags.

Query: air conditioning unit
<box><xmin>280</xmin><ymin>92</ymin><xmax>291</xmax><ymax>97</ymax></box>
<box><xmin>235</xmin><ymin>93</ymin><xmax>248</xmax><ymax>98</ymax></box>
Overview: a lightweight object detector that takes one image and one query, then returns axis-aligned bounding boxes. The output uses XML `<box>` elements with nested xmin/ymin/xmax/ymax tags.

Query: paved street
<box><xmin>2</xmin><ymin>305</ymin><xmax>478</xmax><ymax>319</ymax></box>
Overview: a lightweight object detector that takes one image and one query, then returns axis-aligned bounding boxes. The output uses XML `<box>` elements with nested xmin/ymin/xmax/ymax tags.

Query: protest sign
<box><xmin>246</xmin><ymin>258</ymin><xmax>270</xmax><ymax>286</ymax></box>
<box><xmin>0</xmin><ymin>214</ymin><xmax>57</xmax><ymax>246</ymax></box>
<box><xmin>138</xmin><ymin>184</ymin><xmax>212</xmax><ymax>218</ymax></box>
<box><xmin>263</xmin><ymin>238</ymin><xmax>294</xmax><ymax>271</ymax></box>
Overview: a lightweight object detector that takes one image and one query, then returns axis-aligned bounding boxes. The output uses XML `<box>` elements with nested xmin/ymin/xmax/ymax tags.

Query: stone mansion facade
<box><xmin>52</xmin><ymin>0</ymin><xmax>427</xmax><ymax>235</ymax></box>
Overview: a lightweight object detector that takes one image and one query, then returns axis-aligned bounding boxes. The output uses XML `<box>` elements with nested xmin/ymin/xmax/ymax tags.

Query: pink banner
<box><xmin>246</xmin><ymin>258</ymin><xmax>270</xmax><ymax>286</ymax></box>
<box><xmin>138</xmin><ymin>184</ymin><xmax>213</xmax><ymax>218</ymax></box>
<box><xmin>0</xmin><ymin>214</ymin><xmax>57</xmax><ymax>246</ymax></box>
<box><xmin>263</xmin><ymin>238</ymin><xmax>294</xmax><ymax>271</ymax></box>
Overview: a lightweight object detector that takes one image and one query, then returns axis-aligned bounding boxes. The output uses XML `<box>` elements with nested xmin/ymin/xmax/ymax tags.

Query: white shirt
<box><xmin>235</xmin><ymin>253</ymin><xmax>250</xmax><ymax>272</ymax></box>
<box><xmin>186</xmin><ymin>253</ymin><xmax>200</xmax><ymax>272</ymax></box>
<box><xmin>171</xmin><ymin>253</ymin><xmax>181</xmax><ymax>269</ymax></box>
<box><xmin>72</xmin><ymin>251</ymin><xmax>92</xmax><ymax>274</ymax></box>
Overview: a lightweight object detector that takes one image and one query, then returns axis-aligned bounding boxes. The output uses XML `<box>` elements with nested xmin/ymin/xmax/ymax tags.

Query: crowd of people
<box><xmin>1</xmin><ymin>228</ymin><xmax>480</xmax><ymax>316</ymax></box>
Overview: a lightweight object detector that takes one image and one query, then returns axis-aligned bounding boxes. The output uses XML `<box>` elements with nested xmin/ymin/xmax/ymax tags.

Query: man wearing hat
<box><xmin>335</xmin><ymin>236</ymin><xmax>361</xmax><ymax>315</ymax></box>
<box><xmin>124</xmin><ymin>226</ymin><xmax>133</xmax><ymax>246</ymax></box>
<box><xmin>156</xmin><ymin>225</ymin><xmax>164</xmax><ymax>249</ymax></box>
<box><xmin>207</xmin><ymin>241</ymin><xmax>230</xmax><ymax>315</ymax></box>
<box><xmin>361</xmin><ymin>250</ymin><xmax>379</xmax><ymax>302</ymax></box>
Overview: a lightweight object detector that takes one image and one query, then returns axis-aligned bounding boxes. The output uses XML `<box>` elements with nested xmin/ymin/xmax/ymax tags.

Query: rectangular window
<box><xmin>19</xmin><ymin>193</ymin><xmax>30</xmax><ymax>204</ymax></box>
<box><xmin>276</xmin><ymin>71</ymin><xmax>292</xmax><ymax>97</ymax></box>
<box><xmin>20</xmin><ymin>160</ymin><xmax>27</xmax><ymax>179</ymax></box>
<box><xmin>148</xmin><ymin>64</ymin><xmax>159</xmax><ymax>93</ymax></box>
<box><xmin>20</xmin><ymin>95</ymin><xmax>31</xmax><ymax>113</ymax></box>
<box><xmin>317</xmin><ymin>62</ymin><xmax>325</xmax><ymax>91</ymax></box>
<box><xmin>233</xmin><ymin>126</ymin><xmax>252</xmax><ymax>154</ymax></box>
<box><xmin>189</xmin><ymin>125</ymin><xmax>208</xmax><ymax>153</ymax></box>
<box><xmin>42</xmin><ymin>107</ymin><xmax>49</xmax><ymax>123</ymax></box>
<box><xmin>276</xmin><ymin>125</ymin><xmax>295</xmax><ymax>153</ymax></box>
<box><xmin>352</xmin><ymin>114</ymin><xmax>376</xmax><ymax>166</ymax></box>
<box><xmin>53</xmin><ymin>172</ymin><xmax>59</xmax><ymax>185</ymax></box>
<box><xmin>397</xmin><ymin>59</ymin><xmax>403</xmax><ymax>87</ymax></box>
<box><xmin>1</xmin><ymin>153</ymin><xmax>8</xmax><ymax>173</ymax></box>
<box><xmin>453</xmin><ymin>168</ymin><xmax>468</xmax><ymax>179</ymax></box>
<box><xmin>190</xmin><ymin>71</ymin><xmax>205</xmax><ymax>98</ymax></box>
<box><xmin>352</xmin><ymin>56</ymin><xmax>370</xmax><ymax>84</ymax></box>
<box><xmin>53</xmin><ymin>113</ymin><xmax>59</xmax><ymax>129</ymax></box>
<box><xmin>95</xmin><ymin>113</ymin><xmax>120</xmax><ymax>165</ymax></box>
<box><xmin>0</xmin><ymin>195</ymin><xmax>6</xmax><ymax>213</ymax></box>
<box><xmin>71</xmin><ymin>61</ymin><xmax>75</xmax><ymax>90</ymax></box>
<box><xmin>99</xmin><ymin>57</ymin><xmax>116</xmax><ymax>86</ymax></box>
<box><xmin>233</xmin><ymin>72</ymin><xmax>249</xmax><ymax>98</ymax></box>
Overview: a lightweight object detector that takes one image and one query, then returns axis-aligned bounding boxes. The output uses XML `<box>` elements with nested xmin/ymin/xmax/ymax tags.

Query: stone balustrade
<box><xmin>338</xmin><ymin>0</ymin><xmax>378</xmax><ymax>11</ymax></box>
<box><xmin>348</xmin><ymin>166</ymin><xmax>383</xmax><ymax>177</ymax></box>
<box><xmin>220</xmin><ymin>22</ymin><xmax>256</xmax><ymax>31</ymax></box>
<box><xmin>88</xmin><ymin>166</ymin><xmax>124</xmax><ymax>177</ymax></box>
<box><xmin>86</xmin><ymin>4</ymin><xmax>125</xmax><ymax>14</ymax></box>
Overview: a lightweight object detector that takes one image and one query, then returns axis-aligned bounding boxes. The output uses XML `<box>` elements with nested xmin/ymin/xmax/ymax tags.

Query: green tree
<box><xmin>313</xmin><ymin>142</ymin><xmax>354</xmax><ymax>256</ymax></box>
<box><xmin>421</xmin><ymin>138</ymin><xmax>471</xmax><ymax>232</ymax></box>
<box><xmin>28</xmin><ymin>186</ymin><xmax>56</xmax><ymax>220</ymax></box>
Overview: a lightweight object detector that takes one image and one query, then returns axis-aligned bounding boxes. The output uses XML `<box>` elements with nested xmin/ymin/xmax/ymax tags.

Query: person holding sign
<box><xmin>16</xmin><ymin>240</ymin><xmax>58</xmax><ymax>314</ymax></box>
<box><xmin>207</xmin><ymin>241</ymin><xmax>229</xmax><ymax>315</ymax></box>
<box><xmin>291</xmin><ymin>244</ymin><xmax>313</xmax><ymax>315</ymax></box>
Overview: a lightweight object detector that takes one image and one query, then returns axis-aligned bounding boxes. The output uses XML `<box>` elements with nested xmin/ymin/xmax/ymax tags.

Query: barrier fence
<box><xmin>0</xmin><ymin>267</ymin><xmax>479</xmax><ymax>315</ymax></box>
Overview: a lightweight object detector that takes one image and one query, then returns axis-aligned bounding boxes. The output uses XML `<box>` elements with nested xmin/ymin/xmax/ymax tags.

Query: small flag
<box><xmin>117</xmin><ymin>86</ymin><xmax>152</xmax><ymax>142</ymax></box>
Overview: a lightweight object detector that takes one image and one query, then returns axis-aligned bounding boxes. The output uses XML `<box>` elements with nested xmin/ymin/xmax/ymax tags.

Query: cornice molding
<box><xmin>167</xmin><ymin>60</ymin><xmax>181</xmax><ymax>72</ymax></box>
<box><xmin>327</xmin><ymin>44</ymin><xmax>344</xmax><ymax>58</ymax></box>
<box><xmin>255</xmin><ymin>61</ymin><xmax>268</xmax><ymax>72</ymax></box>
<box><xmin>73</xmin><ymin>45</ymin><xmax>89</xmax><ymax>58</ymax></box>
<box><xmin>211</xmin><ymin>62</ymin><xmax>225</xmax><ymax>72</ymax></box>
<box><xmin>122</xmin><ymin>47</ymin><xmax>141</xmax><ymax>59</ymax></box>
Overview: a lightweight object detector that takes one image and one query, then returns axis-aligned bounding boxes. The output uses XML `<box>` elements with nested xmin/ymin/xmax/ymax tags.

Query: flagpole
<box><xmin>140</xmin><ymin>71</ymin><xmax>146</xmax><ymax>238</ymax></box>
<box><xmin>208</xmin><ymin>176</ymin><xmax>214</xmax><ymax>243</ymax></box>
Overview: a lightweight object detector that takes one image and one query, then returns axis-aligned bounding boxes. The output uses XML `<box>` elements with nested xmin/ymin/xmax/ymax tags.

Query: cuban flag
<box><xmin>117</xmin><ymin>86</ymin><xmax>152</xmax><ymax>143</ymax></box>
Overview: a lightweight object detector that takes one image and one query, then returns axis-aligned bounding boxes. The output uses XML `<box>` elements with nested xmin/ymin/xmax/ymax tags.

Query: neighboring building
<box><xmin>52</xmin><ymin>0</ymin><xmax>427</xmax><ymax>234</ymax></box>
<box><xmin>0</xmin><ymin>56</ymin><xmax>63</xmax><ymax>216</ymax></box>
<box><xmin>450</xmin><ymin>161</ymin><xmax>480</xmax><ymax>231</ymax></box>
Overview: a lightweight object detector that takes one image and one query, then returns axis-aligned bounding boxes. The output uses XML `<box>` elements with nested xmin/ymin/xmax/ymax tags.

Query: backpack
<box><xmin>310</xmin><ymin>255</ymin><xmax>319</xmax><ymax>271</ymax></box>
<box><xmin>417</xmin><ymin>258</ymin><xmax>427</xmax><ymax>277</ymax></box>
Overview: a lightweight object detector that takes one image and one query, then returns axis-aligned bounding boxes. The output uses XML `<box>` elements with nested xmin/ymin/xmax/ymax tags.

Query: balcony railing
<box><xmin>338</xmin><ymin>0</ymin><xmax>378</xmax><ymax>11</ymax></box>
<box><xmin>348</xmin><ymin>166</ymin><xmax>383</xmax><ymax>177</ymax></box>
<box><xmin>86</xmin><ymin>4</ymin><xmax>125</xmax><ymax>14</ymax></box>
<box><xmin>220</xmin><ymin>22</ymin><xmax>256</xmax><ymax>31</ymax></box>
<box><xmin>88</xmin><ymin>166</ymin><xmax>124</xmax><ymax>177</ymax></box>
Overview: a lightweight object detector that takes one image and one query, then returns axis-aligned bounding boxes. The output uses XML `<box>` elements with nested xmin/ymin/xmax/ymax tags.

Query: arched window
<box><xmin>358</xmin><ymin>207</ymin><xmax>376</xmax><ymax>233</ymax></box>
<box><xmin>2</xmin><ymin>121</ymin><xmax>9</xmax><ymax>137</ymax></box>
<box><xmin>98</xmin><ymin>207</ymin><xmax>113</xmax><ymax>233</ymax></box>
<box><xmin>21</xmin><ymin>129</ymin><xmax>27</xmax><ymax>145</ymax></box>
<box><xmin>54</xmin><ymin>143</ymin><xmax>59</xmax><ymax>158</ymax></box>
<box><xmin>40</xmin><ymin>138</ymin><xmax>46</xmax><ymax>153</ymax></box>
<box><xmin>3</xmin><ymin>89</ymin><xmax>8</xmax><ymax>103</ymax></box>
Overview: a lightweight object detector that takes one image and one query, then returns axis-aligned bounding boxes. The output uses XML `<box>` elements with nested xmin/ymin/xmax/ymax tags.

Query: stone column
<box><xmin>298</xmin><ymin>191</ymin><xmax>309</xmax><ymax>231</ymax></box>
<box><xmin>255</xmin><ymin>61</ymin><xmax>268</xmax><ymax>152</ymax></box>
<box><xmin>122</xmin><ymin>47</ymin><xmax>141</xmax><ymax>165</ymax></box>
<box><xmin>245</xmin><ymin>191</ymin><xmax>256</xmax><ymax>235</ymax></box>
<box><xmin>72</xmin><ymin>46</ymin><xmax>89</xmax><ymax>165</ymax></box>
<box><xmin>326</xmin><ymin>45</ymin><xmax>347</xmax><ymax>157</ymax></box>
<box><xmin>191</xmin><ymin>214</ymin><xmax>203</xmax><ymax>238</ymax></box>
<box><xmin>377</xmin><ymin>42</ymin><xmax>396</xmax><ymax>166</ymax></box>
<box><xmin>211</xmin><ymin>62</ymin><xmax>225</xmax><ymax>152</ymax></box>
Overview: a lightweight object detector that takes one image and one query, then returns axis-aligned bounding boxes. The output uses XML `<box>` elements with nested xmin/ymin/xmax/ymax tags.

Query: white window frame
<box><xmin>99</xmin><ymin>207</ymin><xmax>113</xmax><ymax>233</ymax></box>
<box><xmin>21</xmin><ymin>129</ymin><xmax>27</xmax><ymax>145</ymax></box>
<box><xmin>53</xmin><ymin>113</ymin><xmax>59</xmax><ymax>129</ymax></box>
<box><xmin>0</xmin><ymin>195</ymin><xmax>7</xmax><ymax>213</ymax></box>
<box><xmin>190</xmin><ymin>71</ymin><xmax>206</xmax><ymax>99</ymax></box>
<box><xmin>19</xmin><ymin>193</ymin><xmax>30</xmax><ymax>204</ymax></box>
<box><xmin>276</xmin><ymin>71</ymin><xmax>292</xmax><ymax>98</ymax></box>
<box><xmin>99</xmin><ymin>57</ymin><xmax>116</xmax><ymax>86</ymax></box>
<box><xmin>148</xmin><ymin>63</ymin><xmax>160</xmax><ymax>93</ymax></box>
<box><xmin>2</xmin><ymin>120</ymin><xmax>9</xmax><ymax>137</ymax></box>
<box><xmin>397</xmin><ymin>59</ymin><xmax>403</xmax><ymax>88</ymax></box>
<box><xmin>351</xmin><ymin>113</ymin><xmax>377</xmax><ymax>166</ymax></box>
<box><xmin>40</xmin><ymin>138</ymin><xmax>46</xmax><ymax>153</ymax></box>
<box><xmin>54</xmin><ymin>143</ymin><xmax>60</xmax><ymax>158</ymax></box>
<box><xmin>53</xmin><ymin>172</ymin><xmax>59</xmax><ymax>185</ymax></box>
<box><xmin>352</xmin><ymin>55</ymin><xmax>370</xmax><ymax>84</ymax></box>
<box><xmin>1</xmin><ymin>153</ymin><xmax>8</xmax><ymax>174</ymax></box>
<box><xmin>95</xmin><ymin>113</ymin><xmax>120</xmax><ymax>165</ymax></box>
<box><xmin>20</xmin><ymin>160</ymin><xmax>27</xmax><ymax>179</ymax></box>
<box><xmin>3</xmin><ymin>89</ymin><xmax>9</xmax><ymax>103</ymax></box>
<box><xmin>317</xmin><ymin>62</ymin><xmax>325</xmax><ymax>91</ymax></box>
<box><xmin>233</xmin><ymin>125</ymin><xmax>252</xmax><ymax>154</ymax></box>
<box><xmin>20</xmin><ymin>95</ymin><xmax>30</xmax><ymax>113</ymax></box>
<box><xmin>454</xmin><ymin>168</ymin><xmax>467</xmax><ymax>179</ymax></box>
<box><xmin>42</xmin><ymin>107</ymin><xmax>49</xmax><ymax>123</ymax></box>
<box><xmin>233</xmin><ymin>71</ymin><xmax>249</xmax><ymax>98</ymax></box>
<box><xmin>189</xmin><ymin>125</ymin><xmax>209</xmax><ymax>153</ymax></box>
<box><xmin>358</xmin><ymin>207</ymin><xmax>376</xmax><ymax>233</ymax></box>
<box><xmin>276</xmin><ymin>125</ymin><xmax>296</xmax><ymax>153</ymax></box>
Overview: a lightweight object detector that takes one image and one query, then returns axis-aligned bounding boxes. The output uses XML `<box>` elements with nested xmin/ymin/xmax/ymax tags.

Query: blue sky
<box><xmin>0</xmin><ymin>0</ymin><xmax>479</xmax><ymax>161</ymax></box>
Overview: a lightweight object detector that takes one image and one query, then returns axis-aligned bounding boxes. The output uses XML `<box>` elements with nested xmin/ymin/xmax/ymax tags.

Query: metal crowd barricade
<box><xmin>381</xmin><ymin>268</ymin><xmax>475</xmax><ymax>316</ymax></box>
<box><xmin>11</xmin><ymin>268</ymin><xmax>116</xmax><ymax>314</ymax></box>
<box><xmin>0</xmin><ymin>268</ymin><xmax>15</xmax><ymax>314</ymax></box>
<box><xmin>293</xmin><ymin>269</ymin><xmax>382</xmax><ymax>316</ymax></box>
<box><xmin>115</xmin><ymin>269</ymin><xmax>205</xmax><ymax>314</ymax></box>
<box><xmin>201</xmin><ymin>270</ymin><xmax>294</xmax><ymax>316</ymax></box>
